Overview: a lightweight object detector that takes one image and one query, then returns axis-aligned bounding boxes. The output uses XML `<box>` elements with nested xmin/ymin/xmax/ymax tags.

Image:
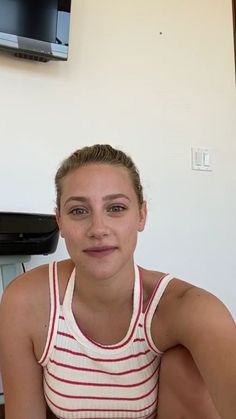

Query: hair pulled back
<box><xmin>55</xmin><ymin>144</ymin><xmax>143</xmax><ymax>209</ymax></box>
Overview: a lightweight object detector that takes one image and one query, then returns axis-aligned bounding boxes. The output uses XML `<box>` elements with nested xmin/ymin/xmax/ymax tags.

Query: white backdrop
<box><xmin>0</xmin><ymin>0</ymin><xmax>235</xmax><ymax>317</ymax></box>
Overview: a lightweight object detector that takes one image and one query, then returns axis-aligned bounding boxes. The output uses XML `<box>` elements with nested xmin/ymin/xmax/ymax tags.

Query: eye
<box><xmin>107</xmin><ymin>204</ymin><xmax>127</xmax><ymax>213</ymax></box>
<box><xmin>69</xmin><ymin>207</ymin><xmax>88</xmax><ymax>216</ymax></box>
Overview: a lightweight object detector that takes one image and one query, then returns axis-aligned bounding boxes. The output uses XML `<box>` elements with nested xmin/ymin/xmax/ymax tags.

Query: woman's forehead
<box><xmin>61</xmin><ymin>164</ymin><xmax>135</xmax><ymax>196</ymax></box>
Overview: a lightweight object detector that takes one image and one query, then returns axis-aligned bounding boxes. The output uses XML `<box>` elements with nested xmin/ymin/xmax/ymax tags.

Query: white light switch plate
<box><xmin>191</xmin><ymin>148</ymin><xmax>212</xmax><ymax>171</ymax></box>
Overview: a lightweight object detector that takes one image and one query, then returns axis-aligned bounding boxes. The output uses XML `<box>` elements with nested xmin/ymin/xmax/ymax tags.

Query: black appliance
<box><xmin>0</xmin><ymin>212</ymin><xmax>59</xmax><ymax>255</ymax></box>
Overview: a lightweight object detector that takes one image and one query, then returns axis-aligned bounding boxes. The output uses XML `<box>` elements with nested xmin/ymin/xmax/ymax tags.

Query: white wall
<box><xmin>0</xmin><ymin>0</ymin><xmax>236</xmax><ymax>317</ymax></box>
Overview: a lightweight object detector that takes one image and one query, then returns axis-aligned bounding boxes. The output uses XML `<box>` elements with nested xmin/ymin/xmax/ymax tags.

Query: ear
<box><xmin>138</xmin><ymin>201</ymin><xmax>147</xmax><ymax>232</ymax></box>
<box><xmin>55</xmin><ymin>208</ymin><xmax>64</xmax><ymax>238</ymax></box>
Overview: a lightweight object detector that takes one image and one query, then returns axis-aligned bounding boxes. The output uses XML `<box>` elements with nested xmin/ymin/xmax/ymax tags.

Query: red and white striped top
<box><xmin>39</xmin><ymin>262</ymin><xmax>173</xmax><ymax>419</ymax></box>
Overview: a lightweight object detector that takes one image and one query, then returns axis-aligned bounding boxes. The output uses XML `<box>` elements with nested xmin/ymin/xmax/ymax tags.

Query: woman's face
<box><xmin>56</xmin><ymin>163</ymin><xmax>146</xmax><ymax>280</ymax></box>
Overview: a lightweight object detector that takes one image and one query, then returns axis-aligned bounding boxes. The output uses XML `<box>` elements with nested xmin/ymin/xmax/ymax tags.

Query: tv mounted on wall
<box><xmin>233</xmin><ymin>0</ymin><xmax>236</xmax><ymax>75</ymax></box>
<box><xmin>0</xmin><ymin>0</ymin><xmax>72</xmax><ymax>62</ymax></box>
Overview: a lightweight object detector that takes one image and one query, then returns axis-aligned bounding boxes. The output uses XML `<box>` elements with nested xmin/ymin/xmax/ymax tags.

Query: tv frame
<box><xmin>0</xmin><ymin>0</ymin><xmax>71</xmax><ymax>62</ymax></box>
<box><xmin>233</xmin><ymin>0</ymin><xmax>236</xmax><ymax>74</ymax></box>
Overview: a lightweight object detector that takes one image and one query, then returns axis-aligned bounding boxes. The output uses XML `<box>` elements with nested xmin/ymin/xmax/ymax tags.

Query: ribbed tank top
<box><xmin>39</xmin><ymin>262</ymin><xmax>173</xmax><ymax>419</ymax></box>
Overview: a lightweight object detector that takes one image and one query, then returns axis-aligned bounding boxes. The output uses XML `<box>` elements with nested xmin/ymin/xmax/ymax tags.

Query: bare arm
<box><xmin>163</xmin><ymin>286</ymin><xmax>236</xmax><ymax>419</ymax></box>
<box><xmin>0</xmin><ymin>277</ymin><xmax>47</xmax><ymax>419</ymax></box>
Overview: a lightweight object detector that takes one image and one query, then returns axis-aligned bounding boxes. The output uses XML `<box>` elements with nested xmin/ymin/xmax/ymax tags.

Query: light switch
<box><xmin>191</xmin><ymin>148</ymin><xmax>212</xmax><ymax>171</ymax></box>
<box><xmin>195</xmin><ymin>150</ymin><xmax>203</xmax><ymax>166</ymax></box>
<box><xmin>203</xmin><ymin>150</ymin><xmax>210</xmax><ymax>166</ymax></box>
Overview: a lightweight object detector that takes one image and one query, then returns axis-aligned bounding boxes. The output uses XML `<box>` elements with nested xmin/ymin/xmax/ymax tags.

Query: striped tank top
<box><xmin>39</xmin><ymin>262</ymin><xmax>173</xmax><ymax>419</ymax></box>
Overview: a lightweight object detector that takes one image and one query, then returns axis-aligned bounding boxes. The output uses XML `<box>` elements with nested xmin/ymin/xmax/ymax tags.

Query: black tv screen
<box><xmin>0</xmin><ymin>0</ymin><xmax>72</xmax><ymax>62</ymax></box>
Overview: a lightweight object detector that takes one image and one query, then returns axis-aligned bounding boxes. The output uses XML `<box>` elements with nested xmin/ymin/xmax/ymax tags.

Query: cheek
<box><xmin>62</xmin><ymin>223</ymin><xmax>82</xmax><ymax>243</ymax></box>
<box><xmin>121</xmin><ymin>221</ymin><xmax>139</xmax><ymax>244</ymax></box>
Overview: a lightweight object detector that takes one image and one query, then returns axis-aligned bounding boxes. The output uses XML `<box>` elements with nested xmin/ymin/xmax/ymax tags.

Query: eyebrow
<box><xmin>64</xmin><ymin>194</ymin><xmax>131</xmax><ymax>207</ymax></box>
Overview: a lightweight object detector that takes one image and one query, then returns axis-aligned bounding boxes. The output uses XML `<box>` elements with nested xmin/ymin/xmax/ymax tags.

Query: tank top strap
<box><xmin>38</xmin><ymin>262</ymin><xmax>60</xmax><ymax>366</ymax></box>
<box><xmin>143</xmin><ymin>274</ymin><xmax>174</xmax><ymax>354</ymax></box>
<box><xmin>62</xmin><ymin>266</ymin><xmax>75</xmax><ymax>309</ymax></box>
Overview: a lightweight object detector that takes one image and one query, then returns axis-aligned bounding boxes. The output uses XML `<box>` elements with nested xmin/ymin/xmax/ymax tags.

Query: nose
<box><xmin>87</xmin><ymin>213</ymin><xmax>110</xmax><ymax>239</ymax></box>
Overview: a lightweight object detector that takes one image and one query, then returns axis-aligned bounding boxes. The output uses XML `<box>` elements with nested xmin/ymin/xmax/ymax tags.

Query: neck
<box><xmin>73</xmin><ymin>260</ymin><xmax>136</xmax><ymax>309</ymax></box>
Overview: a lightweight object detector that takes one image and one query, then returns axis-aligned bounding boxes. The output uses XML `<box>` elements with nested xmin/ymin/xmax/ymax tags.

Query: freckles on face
<box><xmin>58</xmin><ymin>163</ymin><xmax>146</xmax><ymax>255</ymax></box>
<box><xmin>56</xmin><ymin>164</ymin><xmax>147</xmax><ymax>278</ymax></box>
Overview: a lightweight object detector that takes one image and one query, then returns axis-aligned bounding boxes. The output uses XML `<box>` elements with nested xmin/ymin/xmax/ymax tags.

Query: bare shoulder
<box><xmin>174</xmin><ymin>284</ymin><xmax>235</xmax><ymax>327</ymax></box>
<box><xmin>0</xmin><ymin>264</ymin><xmax>50</xmax><ymax>345</ymax></box>
<box><xmin>140</xmin><ymin>266</ymin><xmax>199</xmax><ymax>350</ymax></box>
<box><xmin>174</xmin><ymin>285</ymin><xmax>236</xmax><ymax>346</ymax></box>
<box><xmin>139</xmin><ymin>266</ymin><xmax>193</xmax><ymax>310</ymax></box>
<box><xmin>1</xmin><ymin>258</ymin><xmax>74</xmax><ymax>307</ymax></box>
<box><xmin>1</xmin><ymin>263</ymin><xmax>49</xmax><ymax>311</ymax></box>
<box><xmin>0</xmin><ymin>258</ymin><xmax>74</xmax><ymax>359</ymax></box>
<box><xmin>142</xmin><ymin>267</ymin><xmax>236</xmax><ymax>351</ymax></box>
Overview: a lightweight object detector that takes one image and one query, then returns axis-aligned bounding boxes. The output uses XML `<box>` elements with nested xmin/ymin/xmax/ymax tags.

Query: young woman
<box><xmin>0</xmin><ymin>144</ymin><xmax>236</xmax><ymax>419</ymax></box>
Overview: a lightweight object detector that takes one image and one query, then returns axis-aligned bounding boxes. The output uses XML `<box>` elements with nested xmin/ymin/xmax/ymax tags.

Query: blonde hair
<box><xmin>55</xmin><ymin>144</ymin><xmax>143</xmax><ymax>209</ymax></box>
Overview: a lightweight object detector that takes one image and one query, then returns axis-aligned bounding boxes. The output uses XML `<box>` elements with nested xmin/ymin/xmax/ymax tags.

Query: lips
<box><xmin>83</xmin><ymin>246</ymin><xmax>118</xmax><ymax>257</ymax></box>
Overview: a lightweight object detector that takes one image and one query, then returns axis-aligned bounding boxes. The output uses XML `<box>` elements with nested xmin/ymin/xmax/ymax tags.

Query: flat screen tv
<box><xmin>0</xmin><ymin>0</ymin><xmax>72</xmax><ymax>62</ymax></box>
<box><xmin>233</xmin><ymin>0</ymin><xmax>236</xmax><ymax>77</ymax></box>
